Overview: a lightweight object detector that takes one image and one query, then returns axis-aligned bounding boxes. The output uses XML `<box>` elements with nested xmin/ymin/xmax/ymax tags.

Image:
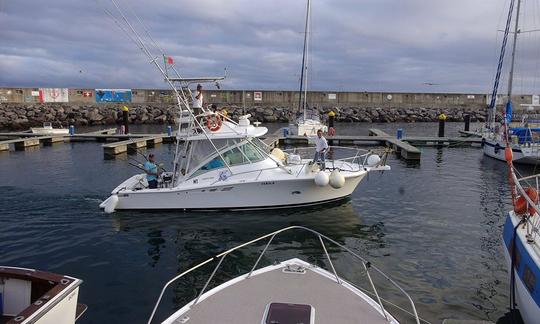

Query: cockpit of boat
<box><xmin>184</xmin><ymin>138</ymin><xmax>268</xmax><ymax>179</ymax></box>
<box><xmin>0</xmin><ymin>267</ymin><xmax>85</xmax><ymax>324</ymax></box>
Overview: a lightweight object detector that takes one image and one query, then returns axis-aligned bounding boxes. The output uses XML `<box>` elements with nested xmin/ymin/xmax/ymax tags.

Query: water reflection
<box><xmin>109</xmin><ymin>200</ymin><xmax>391</xmax><ymax>320</ymax></box>
<box><xmin>478</xmin><ymin>156</ymin><xmax>514</xmax><ymax>322</ymax></box>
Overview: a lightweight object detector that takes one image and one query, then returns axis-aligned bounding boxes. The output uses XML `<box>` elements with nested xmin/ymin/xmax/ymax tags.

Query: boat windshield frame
<box><xmin>185</xmin><ymin>137</ymin><xmax>268</xmax><ymax>180</ymax></box>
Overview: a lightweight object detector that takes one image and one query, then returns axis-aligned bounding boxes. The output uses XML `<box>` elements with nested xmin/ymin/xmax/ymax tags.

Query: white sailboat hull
<box><xmin>483</xmin><ymin>138</ymin><xmax>540</xmax><ymax>165</ymax></box>
<box><xmin>290</xmin><ymin>119</ymin><xmax>328</xmax><ymax>136</ymax></box>
<box><xmin>102</xmin><ymin>171</ymin><xmax>365</xmax><ymax>210</ymax></box>
<box><xmin>502</xmin><ymin>213</ymin><xmax>540</xmax><ymax>324</ymax></box>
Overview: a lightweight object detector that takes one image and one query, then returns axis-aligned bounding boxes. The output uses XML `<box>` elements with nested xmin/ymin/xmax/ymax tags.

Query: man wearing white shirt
<box><xmin>313</xmin><ymin>129</ymin><xmax>328</xmax><ymax>169</ymax></box>
<box><xmin>192</xmin><ymin>84</ymin><xmax>203</xmax><ymax>115</ymax></box>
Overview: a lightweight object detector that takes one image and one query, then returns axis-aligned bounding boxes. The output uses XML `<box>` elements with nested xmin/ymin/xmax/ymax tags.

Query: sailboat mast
<box><xmin>507</xmin><ymin>0</ymin><xmax>521</xmax><ymax>99</ymax></box>
<box><xmin>298</xmin><ymin>0</ymin><xmax>311</xmax><ymax>119</ymax></box>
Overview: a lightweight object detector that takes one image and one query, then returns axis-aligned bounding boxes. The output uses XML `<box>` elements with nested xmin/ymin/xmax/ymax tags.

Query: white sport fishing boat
<box><xmin>0</xmin><ymin>266</ymin><xmax>86</xmax><ymax>324</ymax></box>
<box><xmin>100</xmin><ymin>108</ymin><xmax>388</xmax><ymax>211</ymax></box>
<box><xmin>288</xmin><ymin>0</ymin><xmax>327</xmax><ymax>136</ymax></box>
<box><xmin>147</xmin><ymin>226</ymin><xmax>421</xmax><ymax>324</ymax></box>
<box><xmin>483</xmin><ymin>0</ymin><xmax>540</xmax><ymax>165</ymax></box>
<box><xmin>99</xmin><ymin>2</ymin><xmax>390</xmax><ymax>212</ymax></box>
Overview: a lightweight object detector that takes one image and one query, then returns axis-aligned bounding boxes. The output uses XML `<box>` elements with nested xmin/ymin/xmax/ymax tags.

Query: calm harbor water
<box><xmin>0</xmin><ymin>122</ymin><xmax>528</xmax><ymax>323</ymax></box>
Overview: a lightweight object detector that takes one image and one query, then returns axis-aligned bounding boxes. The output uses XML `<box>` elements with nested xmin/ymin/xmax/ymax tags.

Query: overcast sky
<box><xmin>1</xmin><ymin>0</ymin><xmax>539</xmax><ymax>93</ymax></box>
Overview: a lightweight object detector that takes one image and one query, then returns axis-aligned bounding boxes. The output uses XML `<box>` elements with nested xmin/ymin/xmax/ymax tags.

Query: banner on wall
<box><xmin>39</xmin><ymin>88</ymin><xmax>69</xmax><ymax>103</ymax></box>
<box><xmin>95</xmin><ymin>89</ymin><xmax>132</xmax><ymax>102</ymax></box>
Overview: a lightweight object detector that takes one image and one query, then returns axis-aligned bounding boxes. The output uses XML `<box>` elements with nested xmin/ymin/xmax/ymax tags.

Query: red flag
<box><xmin>167</xmin><ymin>56</ymin><xmax>174</xmax><ymax>65</ymax></box>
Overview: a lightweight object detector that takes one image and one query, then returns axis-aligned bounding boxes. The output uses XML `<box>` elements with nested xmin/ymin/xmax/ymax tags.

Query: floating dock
<box><xmin>0</xmin><ymin>125</ymin><xmax>484</xmax><ymax>162</ymax></box>
<box><xmin>368</xmin><ymin>129</ymin><xmax>422</xmax><ymax>160</ymax></box>
<box><xmin>103</xmin><ymin>136</ymin><xmax>165</xmax><ymax>158</ymax></box>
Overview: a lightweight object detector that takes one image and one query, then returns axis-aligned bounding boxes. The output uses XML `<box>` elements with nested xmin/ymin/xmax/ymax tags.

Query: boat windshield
<box><xmin>189</xmin><ymin>139</ymin><xmax>267</xmax><ymax>178</ymax></box>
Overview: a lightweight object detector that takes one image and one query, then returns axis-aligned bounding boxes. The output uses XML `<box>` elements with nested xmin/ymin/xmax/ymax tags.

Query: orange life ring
<box><xmin>206</xmin><ymin>115</ymin><xmax>222</xmax><ymax>132</ymax></box>
<box><xmin>514</xmin><ymin>186</ymin><xmax>539</xmax><ymax>215</ymax></box>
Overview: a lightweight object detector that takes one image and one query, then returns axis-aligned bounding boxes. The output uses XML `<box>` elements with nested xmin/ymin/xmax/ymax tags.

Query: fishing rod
<box><xmin>124</xmin><ymin>135</ymin><xmax>169</xmax><ymax>172</ymax></box>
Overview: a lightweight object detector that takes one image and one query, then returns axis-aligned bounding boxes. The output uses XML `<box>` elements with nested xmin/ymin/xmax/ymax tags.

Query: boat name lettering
<box><xmin>261</xmin><ymin>181</ymin><xmax>275</xmax><ymax>185</ymax></box>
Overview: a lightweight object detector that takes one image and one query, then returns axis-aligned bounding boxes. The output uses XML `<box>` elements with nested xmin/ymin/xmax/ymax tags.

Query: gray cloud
<box><xmin>1</xmin><ymin>0</ymin><xmax>538</xmax><ymax>93</ymax></box>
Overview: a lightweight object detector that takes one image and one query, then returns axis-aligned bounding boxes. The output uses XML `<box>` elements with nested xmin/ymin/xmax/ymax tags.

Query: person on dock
<box><xmin>312</xmin><ymin>129</ymin><xmax>328</xmax><ymax>169</ymax></box>
<box><xmin>192</xmin><ymin>84</ymin><xmax>204</xmax><ymax>115</ymax></box>
<box><xmin>144</xmin><ymin>153</ymin><xmax>160</xmax><ymax>189</ymax></box>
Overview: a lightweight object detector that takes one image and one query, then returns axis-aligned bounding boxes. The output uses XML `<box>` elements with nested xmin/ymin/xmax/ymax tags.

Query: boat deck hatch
<box><xmin>264</xmin><ymin>302</ymin><xmax>313</xmax><ymax>324</ymax></box>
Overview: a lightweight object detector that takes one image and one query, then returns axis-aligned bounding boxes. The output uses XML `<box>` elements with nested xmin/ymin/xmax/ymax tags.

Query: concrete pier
<box><xmin>103</xmin><ymin>136</ymin><xmax>166</xmax><ymax>158</ymax></box>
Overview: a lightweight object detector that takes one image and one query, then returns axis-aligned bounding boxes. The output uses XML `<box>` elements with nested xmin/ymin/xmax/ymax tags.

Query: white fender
<box><xmin>314</xmin><ymin>171</ymin><xmax>329</xmax><ymax>186</ymax></box>
<box><xmin>103</xmin><ymin>195</ymin><xmax>119</xmax><ymax>214</ymax></box>
<box><xmin>329</xmin><ymin>170</ymin><xmax>345</xmax><ymax>189</ymax></box>
<box><xmin>367</xmin><ymin>154</ymin><xmax>381</xmax><ymax>167</ymax></box>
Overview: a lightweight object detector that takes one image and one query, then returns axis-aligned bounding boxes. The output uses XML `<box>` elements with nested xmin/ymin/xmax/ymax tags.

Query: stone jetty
<box><xmin>0</xmin><ymin>103</ymin><xmax>487</xmax><ymax>130</ymax></box>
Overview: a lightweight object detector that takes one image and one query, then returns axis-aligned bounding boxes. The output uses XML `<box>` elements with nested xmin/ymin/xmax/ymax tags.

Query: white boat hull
<box><xmin>30</xmin><ymin>128</ymin><xmax>69</xmax><ymax>135</ymax></box>
<box><xmin>502</xmin><ymin>213</ymin><xmax>540</xmax><ymax>324</ymax></box>
<box><xmin>102</xmin><ymin>171</ymin><xmax>365</xmax><ymax>211</ymax></box>
<box><xmin>483</xmin><ymin>138</ymin><xmax>540</xmax><ymax>165</ymax></box>
<box><xmin>290</xmin><ymin>120</ymin><xmax>328</xmax><ymax>136</ymax></box>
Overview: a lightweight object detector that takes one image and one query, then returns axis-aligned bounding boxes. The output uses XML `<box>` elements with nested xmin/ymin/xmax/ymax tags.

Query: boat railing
<box><xmin>147</xmin><ymin>226</ymin><xmax>420</xmax><ymax>324</ymax></box>
<box><xmin>512</xmin><ymin>170</ymin><xmax>540</xmax><ymax>243</ymax></box>
<box><xmin>282</xmin><ymin>146</ymin><xmax>387</xmax><ymax>170</ymax></box>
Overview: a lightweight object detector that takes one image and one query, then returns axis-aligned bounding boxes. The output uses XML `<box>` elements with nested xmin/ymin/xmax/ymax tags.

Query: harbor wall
<box><xmin>1</xmin><ymin>87</ymin><xmax>535</xmax><ymax>130</ymax></box>
<box><xmin>1</xmin><ymin>87</ymin><xmax>537</xmax><ymax>107</ymax></box>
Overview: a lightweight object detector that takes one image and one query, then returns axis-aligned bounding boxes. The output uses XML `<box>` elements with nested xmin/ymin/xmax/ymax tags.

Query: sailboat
<box><xmin>100</xmin><ymin>0</ymin><xmax>390</xmax><ymax>212</ymax></box>
<box><xmin>502</xmin><ymin>143</ymin><xmax>540</xmax><ymax>323</ymax></box>
<box><xmin>288</xmin><ymin>0</ymin><xmax>328</xmax><ymax>136</ymax></box>
<box><xmin>499</xmin><ymin>2</ymin><xmax>540</xmax><ymax>323</ymax></box>
<box><xmin>483</xmin><ymin>0</ymin><xmax>540</xmax><ymax>165</ymax></box>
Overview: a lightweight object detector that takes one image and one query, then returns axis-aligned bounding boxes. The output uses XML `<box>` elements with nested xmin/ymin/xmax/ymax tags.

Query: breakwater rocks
<box><xmin>0</xmin><ymin>103</ymin><xmax>487</xmax><ymax>130</ymax></box>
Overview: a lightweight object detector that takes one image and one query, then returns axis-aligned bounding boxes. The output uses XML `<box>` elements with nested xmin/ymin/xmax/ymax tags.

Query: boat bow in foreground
<box><xmin>147</xmin><ymin>226</ymin><xmax>420</xmax><ymax>324</ymax></box>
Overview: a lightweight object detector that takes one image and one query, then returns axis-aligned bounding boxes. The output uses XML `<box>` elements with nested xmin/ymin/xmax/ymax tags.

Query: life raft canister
<box><xmin>514</xmin><ymin>186</ymin><xmax>539</xmax><ymax>215</ymax></box>
<box><xmin>206</xmin><ymin>114</ymin><xmax>222</xmax><ymax>132</ymax></box>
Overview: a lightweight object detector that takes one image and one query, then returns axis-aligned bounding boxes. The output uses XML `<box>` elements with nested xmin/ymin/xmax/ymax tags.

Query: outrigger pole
<box><xmin>106</xmin><ymin>0</ymin><xmax>233</xmax><ymax>180</ymax></box>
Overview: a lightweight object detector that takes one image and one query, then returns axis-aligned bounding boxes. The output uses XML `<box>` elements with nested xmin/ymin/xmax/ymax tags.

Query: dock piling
<box><xmin>464</xmin><ymin>114</ymin><xmax>471</xmax><ymax>132</ymax></box>
<box><xmin>438</xmin><ymin>113</ymin><xmax>447</xmax><ymax>138</ymax></box>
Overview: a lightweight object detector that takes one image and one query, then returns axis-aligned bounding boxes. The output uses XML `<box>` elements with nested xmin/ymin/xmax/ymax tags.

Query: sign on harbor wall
<box><xmin>39</xmin><ymin>88</ymin><xmax>69</xmax><ymax>103</ymax></box>
<box><xmin>254</xmin><ymin>91</ymin><xmax>262</xmax><ymax>101</ymax></box>
<box><xmin>95</xmin><ymin>89</ymin><xmax>132</xmax><ymax>103</ymax></box>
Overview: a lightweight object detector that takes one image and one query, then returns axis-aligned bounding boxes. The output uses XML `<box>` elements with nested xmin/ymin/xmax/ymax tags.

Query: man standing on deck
<box><xmin>192</xmin><ymin>84</ymin><xmax>204</xmax><ymax>115</ymax></box>
<box><xmin>312</xmin><ymin>129</ymin><xmax>328</xmax><ymax>169</ymax></box>
<box><xmin>144</xmin><ymin>154</ymin><xmax>160</xmax><ymax>189</ymax></box>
